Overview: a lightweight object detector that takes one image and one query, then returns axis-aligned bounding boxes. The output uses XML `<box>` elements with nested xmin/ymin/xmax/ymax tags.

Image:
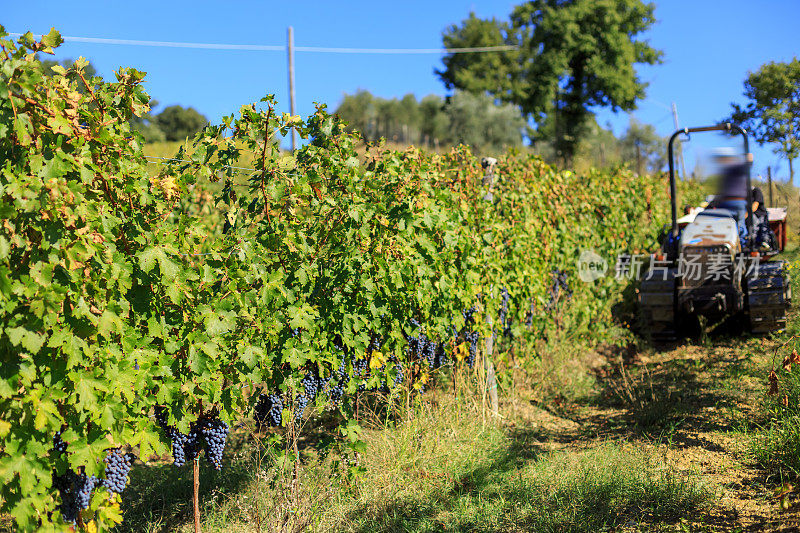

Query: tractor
<box><xmin>639</xmin><ymin>123</ymin><xmax>791</xmax><ymax>340</ymax></box>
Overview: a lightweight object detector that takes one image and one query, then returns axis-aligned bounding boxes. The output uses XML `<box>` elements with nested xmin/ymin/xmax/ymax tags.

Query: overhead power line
<box><xmin>7</xmin><ymin>32</ymin><xmax>517</xmax><ymax>54</ymax></box>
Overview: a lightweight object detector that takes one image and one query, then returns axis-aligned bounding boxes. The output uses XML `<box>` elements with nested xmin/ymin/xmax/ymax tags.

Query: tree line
<box><xmin>334</xmin><ymin>90</ymin><xmax>527</xmax><ymax>154</ymax></box>
<box><xmin>335</xmin><ymin>89</ymin><xmax>667</xmax><ymax>173</ymax></box>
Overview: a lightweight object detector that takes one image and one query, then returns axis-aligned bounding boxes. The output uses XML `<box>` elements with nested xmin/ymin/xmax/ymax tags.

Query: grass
<box><xmin>743</xmin><ymin>245</ymin><xmax>800</xmax><ymax>481</ymax></box>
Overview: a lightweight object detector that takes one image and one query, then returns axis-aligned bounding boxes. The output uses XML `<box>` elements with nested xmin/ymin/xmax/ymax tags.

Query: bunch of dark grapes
<box><xmin>294</xmin><ymin>370</ymin><xmax>321</xmax><ymax>422</ymax></box>
<box><xmin>294</xmin><ymin>394</ymin><xmax>309</xmax><ymax>422</ymax></box>
<box><xmin>392</xmin><ymin>362</ymin><xmax>404</xmax><ymax>387</ymax></box>
<box><xmin>170</xmin><ymin>429</ymin><xmax>191</xmax><ymax>466</ymax></box>
<box><xmin>75</xmin><ymin>475</ymin><xmax>99</xmax><ymax>509</ymax></box>
<box><xmin>154</xmin><ymin>405</ymin><xmax>200</xmax><ymax>467</ymax></box>
<box><xmin>52</xmin><ymin>469</ymin><xmax>79</xmax><ymax>524</ymax></box>
<box><xmin>254</xmin><ymin>393</ymin><xmax>284</xmax><ymax>427</ymax></box>
<box><xmin>499</xmin><ymin>288</ymin><xmax>509</xmax><ymax>326</ymax></box>
<box><xmin>525</xmin><ymin>299</ymin><xmax>534</xmax><ymax>327</ymax></box>
<box><xmin>352</xmin><ymin>356</ymin><xmax>368</xmax><ymax>378</ymax></box>
<box><xmin>499</xmin><ymin>287</ymin><xmax>512</xmax><ymax>338</ymax></box>
<box><xmin>422</xmin><ymin>336</ymin><xmax>436</xmax><ymax>368</ymax></box>
<box><xmin>463</xmin><ymin>306</ymin><xmax>476</xmax><ymax>325</ymax></box>
<box><xmin>465</xmin><ymin>330</ymin><xmax>479</xmax><ymax>368</ymax></box>
<box><xmin>434</xmin><ymin>342</ymin><xmax>449</xmax><ymax>368</ymax></box>
<box><xmin>52</xmin><ymin>429</ymin><xmax>68</xmax><ymax>455</ymax></box>
<box><xmin>102</xmin><ymin>449</ymin><xmax>134</xmax><ymax>494</ymax></box>
<box><xmin>329</xmin><ymin>357</ymin><xmax>351</xmax><ymax>404</ymax></box>
<box><xmin>547</xmin><ymin>269</ymin><xmax>572</xmax><ymax>311</ymax></box>
<box><xmin>199</xmin><ymin>417</ymin><xmax>229</xmax><ymax>470</ymax></box>
<box><xmin>53</xmin><ymin>470</ymin><xmax>99</xmax><ymax>524</ymax></box>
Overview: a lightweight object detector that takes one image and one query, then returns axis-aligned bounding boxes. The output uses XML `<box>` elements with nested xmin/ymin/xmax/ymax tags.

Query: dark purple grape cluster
<box><xmin>199</xmin><ymin>418</ymin><xmax>229</xmax><ymax>470</ymax></box>
<box><xmin>499</xmin><ymin>287</ymin><xmax>512</xmax><ymax>338</ymax></box>
<box><xmin>154</xmin><ymin>406</ymin><xmax>201</xmax><ymax>467</ymax></box>
<box><xmin>254</xmin><ymin>393</ymin><xmax>284</xmax><ymax>427</ymax></box>
<box><xmin>353</xmin><ymin>357</ymin><xmax>368</xmax><ymax>378</ymax></box>
<box><xmin>75</xmin><ymin>475</ymin><xmax>99</xmax><ymax>512</ymax></box>
<box><xmin>392</xmin><ymin>362</ymin><xmax>404</xmax><ymax>386</ymax></box>
<box><xmin>301</xmin><ymin>370</ymin><xmax>320</xmax><ymax>400</ymax></box>
<box><xmin>52</xmin><ymin>470</ymin><xmax>99</xmax><ymax>524</ymax></box>
<box><xmin>294</xmin><ymin>369</ymin><xmax>323</xmax><ymax>422</ymax></box>
<box><xmin>52</xmin><ymin>429</ymin><xmax>68</xmax><ymax>455</ymax></box>
<box><xmin>421</xmin><ymin>335</ymin><xmax>436</xmax><ymax>368</ymax></box>
<box><xmin>294</xmin><ymin>394</ymin><xmax>309</xmax><ymax>422</ymax></box>
<box><xmin>465</xmin><ymin>330</ymin><xmax>479</xmax><ymax>368</ymax></box>
<box><xmin>463</xmin><ymin>306</ymin><xmax>477</xmax><ymax>325</ymax></box>
<box><xmin>329</xmin><ymin>357</ymin><xmax>351</xmax><ymax>404</ymax></box>
<box><xmin>434</xmin><ymin>342</ymin><xmax>449</xmax><ymax>368</ymax></box>
<box><xmin>101</xmin><ymin>449</ymin><xmax>133</xmax><ymax>494</ymax></box>
<box><xmin>546</xmin><ymin>269</ymin><xmax>572</xmax><ymax>310</ymax></box>
<box><xmin>525</xmin><ymin>299</ymin><xmax>534</xmax><ymax>327</ymax></box>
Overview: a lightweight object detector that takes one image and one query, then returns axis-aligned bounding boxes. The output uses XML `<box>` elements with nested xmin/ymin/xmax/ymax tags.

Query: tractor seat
<box><xmin>697</xmin><ymin>208</ymin><xmax>735</xmax><ymax>219</ymax></box>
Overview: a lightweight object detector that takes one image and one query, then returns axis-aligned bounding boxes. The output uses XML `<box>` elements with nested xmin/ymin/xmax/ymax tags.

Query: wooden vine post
<box><xmin>483</xmin><ymin>314</ymin><xmax>500</xmax><ymax>417</ymax></box>
<box><xmin>481</xmin><ymin>157</ymin><xmax>500</xmax><ymax>418</ymax></box>
<box><xmin>193</xmin><ymin>458</ymin><xmax>201</xmax><ymax>533</ymax></box>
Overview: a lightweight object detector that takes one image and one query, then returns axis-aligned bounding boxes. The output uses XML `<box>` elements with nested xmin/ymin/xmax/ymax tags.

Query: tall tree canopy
<box><xmin>729</xmin><ymin>58</ymin><xmax>800</xmax><ymax>181</ymax></box>
<box><xmin>620</xmin><ymin>117</ymin><xmax>666</xmax><ymax>175</ymax></box>
<box><xmin>437</xmin><ymin>0</ymin><xmax>662</xmax><ymax>164</ymax></box>
<box><xmin>153</xmin><ymin>105</ymin><xmax>208</xmax><ymax>142</ymax></box>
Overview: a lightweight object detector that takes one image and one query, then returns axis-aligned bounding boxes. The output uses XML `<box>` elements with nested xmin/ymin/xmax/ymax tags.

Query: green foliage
<box><xmin>129</xmin><ymin>99</ymin><xmax>167</xmax><ymax>143</ymax></box>
<box><xmin>729</xmin><ymin>58</ymin><xmax>800</xmax><ymax>180</ymax></box>
<box><xmin>334</xmin><ymin>90</ymin><xmax>526</xmax><ymax>153</ymax></box>
<box><xmin>0</xmin><ymin>27</ymin><xmax>679</xmax><ymax>531</ymax></box>
<box><xmin>39</xmin><ymin>57</ymin><xmax>97</xmax><ymax>94</ymax></box>
<box><xmin>619</xmin><ymin>117</ymin><xmax>667</xmax><ymax>175</ymax></box>
<box><xmin>152</xmin><ymin>104</ymin><xmax>208</xmax><ymax>142</ymax></box>
<box><xmin>438</xmin><ymin>0</ymin><xmax>663</xmax><ymax>164</ymax></box>
<box><xmin>0</xmin><ymin>27</ymin><xmax>165</xmax><ymax>531</ymax></box>
<box><xmin>445</xmin><ymin>91</ymin><xmax>527</xmax><ymax>153</ymax></box>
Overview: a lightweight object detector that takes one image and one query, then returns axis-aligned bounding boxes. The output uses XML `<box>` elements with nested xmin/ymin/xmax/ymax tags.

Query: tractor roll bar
<box><xmin>667</xmin><ymin>123</ymin><xmax>753</xmax><ymax>244</ymax></box>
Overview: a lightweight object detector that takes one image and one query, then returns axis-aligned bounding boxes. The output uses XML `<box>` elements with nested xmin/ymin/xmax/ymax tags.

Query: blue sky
<box><xmin>4</xmin><ymin>1</ymin><xmax>800</xmax><ymax>180</ymax></box>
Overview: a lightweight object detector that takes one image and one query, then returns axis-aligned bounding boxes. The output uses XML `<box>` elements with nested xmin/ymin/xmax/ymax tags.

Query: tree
<box><xmin>437</xmin><ymin>0</ymin><xmax>662</xmax><ymax>165</ymax></box>
<box><xmin>729</xmin><ymin>58</ymin><xmax>800</xmax><ymax>181</ymax></box>
<box><xmin>445</xmin><ymin>91</ymin><xmax>526</xmax><ymax>153</ymax></box>
<box><xmin>419</xmin><ymin>95</ymin><xmax>449</xmax><ymax>148</ymax></box>
<box><xmin>153</xmin><ymin>105</ymin><xmax>208</xmax><ymax>142</ymax></box>
<box><xmin>619</xmin><ymin>117</ymin><xmax>666</xmax><ymax>175</ymax></box>
<box><xmin>335</xmin><ymin>90</ymin><xmax>524</xmax><ymax>153</ymax></box>
<box><xmin>334</xmin><ymin>89</ymin><xmax>376</xmax><ymax>139</ymax></box>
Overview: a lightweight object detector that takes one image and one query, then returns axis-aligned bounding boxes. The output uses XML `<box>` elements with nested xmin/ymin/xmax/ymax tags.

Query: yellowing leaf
<box><xmin>369</xmin><ymin>351</ymin><xmax>386</xmax><ymax>370</ymax></box>
<box><xmin>34</xmin><ymin>409</ymin><xmax>47</xmax><ymax>431</ymax></box>
<box><xmin>455</xmin><ymin>342</ymin><xmax>468</xmax><ymax>362</ymax></box>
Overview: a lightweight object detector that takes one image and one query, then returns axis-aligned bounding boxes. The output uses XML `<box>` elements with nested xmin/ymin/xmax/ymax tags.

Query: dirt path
<box><xmin>510</xmin><ymin>337</ymin><xmax>800</xmax><ymax>531</ymax></box>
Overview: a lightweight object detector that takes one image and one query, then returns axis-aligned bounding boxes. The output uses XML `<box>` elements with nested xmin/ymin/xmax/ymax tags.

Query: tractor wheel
<box><xmin>746</xmin><ymin>260</ymin><xmax>791</xmax><ymax>334</ymax></box>
<box><xmin>639</xmin><ymin>267</ymin><xmax>679</xmax><ymax>342</ymax></box>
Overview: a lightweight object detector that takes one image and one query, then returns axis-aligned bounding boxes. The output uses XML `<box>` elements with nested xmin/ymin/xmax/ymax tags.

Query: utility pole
<box><xmin>768</xmin><ymin>166</ymin><xmax>773</xmax><ymax>207</ymax></box>
<box><xmin>671</xmin><ymin>102</ymin><xmax>687</xmax><ymax>180</ymax></box>
<box><xmin>287</xmin><ymin>26</ymin><xmax>297</xmax><ymax>152</ymax></box>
